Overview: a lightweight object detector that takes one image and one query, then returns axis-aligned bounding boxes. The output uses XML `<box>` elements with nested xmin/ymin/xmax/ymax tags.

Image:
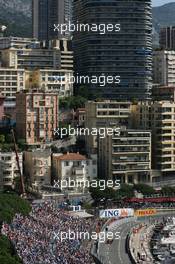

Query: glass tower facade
<box><xmin>33</xmin><ymin>0</ymin><xmax>72</xmax><ymax>40</ymax></box>
<box><xmin>73</xmin><ymin>0</ymin><xmax>152</xmax><ymax>100</ymax></box>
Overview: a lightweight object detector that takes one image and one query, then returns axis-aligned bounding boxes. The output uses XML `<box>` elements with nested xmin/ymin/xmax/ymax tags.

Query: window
<box><xmin>64</xmin><ymin>161</ymin><xmax>69</xmax><ymax>166</ymax></box>
<box><xmin>28</xmin><ymin>131</ymin><xmax>31</xmax><ymax>138</ymax></box>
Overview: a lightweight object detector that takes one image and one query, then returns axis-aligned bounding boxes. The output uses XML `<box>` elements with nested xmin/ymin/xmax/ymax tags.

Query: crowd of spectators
<box><xmin>1</xmin><ymin>201</ymin><xmax>98</xmax><ymax>264</ymax></box>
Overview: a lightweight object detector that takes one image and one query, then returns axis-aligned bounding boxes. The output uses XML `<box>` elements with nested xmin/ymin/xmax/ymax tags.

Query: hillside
<box><xmin>153</xmin><ymin>2</ymin><xmax>175</xmax><ymax>29</ymax></box>
<box><xmin>0</xmin><ymin>0</ymin><xmax>32</xmax><ymax>37</ymax></box>
<box><xmin>152</xmin><ymin>2</ymin><xmax>175</xmax><ymax>46</ymax></box>
<box><xmin>0</xmin><ymin>1</ymin><xmax>175</xmax><ymax>41</ymax></box>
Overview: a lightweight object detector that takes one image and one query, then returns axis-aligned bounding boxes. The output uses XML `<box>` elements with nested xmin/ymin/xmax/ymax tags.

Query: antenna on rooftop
<box><xmin>0</xmin><ymin>25</ymin><xmax>7</xmax><ymax>37</ymax></box>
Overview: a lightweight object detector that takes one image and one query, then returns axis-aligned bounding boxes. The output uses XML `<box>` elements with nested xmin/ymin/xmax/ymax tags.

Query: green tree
<box><xmin>59</xmin><ymin>96</ymin><xmax>87</xmax><ymax>110</ymax></box>
<box><xmin>76</xmin><ymin>86</ymin><xmax>89</xmax><ymax>99</ymax></box>
<box><xmin>17</xmin><ymin>139</ymin><xmax>26</xmax><ymax>151</ymax></box>
<box><xmin>59</xmin><ymin>98</ymin><xmax>70</xmax><ymax>109</ymax></box>
<box><xmin>0</xmin><ymin>134</ymin><xmax>5</xmax><ymax>144</ymax></box>
<box><xmin>0</xmin><ymin>194</ymin><xmax>31</xmax><ymax>263</ymax></box>
<box><xmin>134</xmin><ymin>184</ymin><xmax>155</xmax><ymax>195</ymax></box>
<box><xmin>71</xmin><ymin>96</ymin><xmax>87</xmax><ymax>109</ymax></box>
<box><xmin>1</xmin><ymin>143</ymin><xmax>14</xmax><ymax>152</ymax></box>
<box><xmin>0</xmin><ymin>235</ymin><xmax>22</xmax><ymax>263</ymax></box>
<box><xmin>89</xmin><ymin>186</ymin><xmax>104</xmax><ymax>202</ymax></box>
<box><xmin>161</xmin><ymin>186</ymin><xmax>175</xmax><ymax>196</ymax></box>
<box><xmin>13</xmin><ymin>177</ymin><xmax>21</xmax><ymax>195</ymax></box>
<box><xmin>6</xmin><ymin>134</ymin><xmax>13</xmax><ymax>144</ymax></box>
<box><xmin>116</xmin><ymin>184</ymin><xmax>134</xmax><ymax>199</ymax></box>
<box><xmin>89</xmin><ymin>185</ymin><xmax>118</xmax><ymax>203</ymax></box>
<box><xmin>0</xmin><ymin>193</ymin><xmax>31</xmax><ymax>223</ymax></box>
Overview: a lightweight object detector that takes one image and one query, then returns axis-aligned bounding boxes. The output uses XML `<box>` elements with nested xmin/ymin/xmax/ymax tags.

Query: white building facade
<box><xmin>153</xmin><ymin>50</ymin><xmax>175</xmax><ymax>86</ymax></box>
<box><xmin>52</xmin><ymin>153</ymin><xmax>97</xmax><ymax>193</ymax></box>
<box><xmin>0</xmin><ymin>152</ymin><xmax>23</xmax><ymax>189</ymax></box>
<box><xmin>24</xmin><ymin>149</ymin><xmax>51</xmax><ymax>189</ymax></box>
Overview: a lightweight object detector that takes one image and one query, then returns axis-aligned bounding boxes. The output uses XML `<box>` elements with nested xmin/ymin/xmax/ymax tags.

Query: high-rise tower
<box><xmin>33</xmin><ymin>0</ymin><xmax>72</xmax><ymax>40</ymax></box>
<box><xmin>73</xmin><ymin>0</ymin><xmax>152</xmax><ymax>100</ymax></box>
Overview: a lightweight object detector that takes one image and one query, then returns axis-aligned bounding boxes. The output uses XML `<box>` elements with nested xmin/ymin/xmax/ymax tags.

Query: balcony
<box><xmin>72</xmin><ymin>166</ymin><xmax>84</xmax><ymax>176</ymax></box>
<box><xmin>112</xmin><ymin>159</ymin><xmax>149</xmax><ymax>164</ymax></box>
<box><xmin>112</xmin><ymin>147</ymin><xmax>150</xmax><ymax>153</ymax></box>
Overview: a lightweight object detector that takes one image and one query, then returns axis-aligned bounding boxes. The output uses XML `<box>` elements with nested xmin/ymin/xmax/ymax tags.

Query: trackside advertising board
<box><xmin>134</xmin><ymin>209</ymin><xmax>157</xmax><ymax>217</ymax></box>
<box><xmin>99</xmin><ymin>208</ymin><xmax>134</xmax><ymax>219</ymax></box>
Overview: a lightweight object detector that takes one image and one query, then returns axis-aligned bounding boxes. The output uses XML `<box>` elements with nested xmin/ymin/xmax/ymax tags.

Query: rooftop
<box><xmin>54</xmin><ymin>152</ymin><xmax>87</xmax><ymax>161</ymax></box>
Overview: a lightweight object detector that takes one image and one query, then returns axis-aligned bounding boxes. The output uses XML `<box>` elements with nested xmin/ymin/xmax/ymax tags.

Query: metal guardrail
<box><xmin>129</xmin><ymin>224</ymin><xmax>154</xmax><ymax>264</ymax></box>
<box><xmin>91</xmin><ymin>217</ymin><xmax>136</xmax><ymax>264</ymax></box>
<box><xmin>91</xmin><ymin>210</ymin><xmax>175</xmax><ymax>264</ymax></box>
<box><xmin>127</xmin><ymin>234</ymin><xmax>137</xmax><ymax>264</ymax></box>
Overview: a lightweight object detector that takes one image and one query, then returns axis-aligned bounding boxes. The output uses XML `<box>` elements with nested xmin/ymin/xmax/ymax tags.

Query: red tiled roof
<box><xmin>55</xmin><ymin>153</ymin><xmax>87</xmax><ymax>161</ymax></box>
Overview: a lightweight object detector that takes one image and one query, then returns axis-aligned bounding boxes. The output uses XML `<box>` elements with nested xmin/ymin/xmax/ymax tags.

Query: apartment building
<box><xmin>52</xmin><ymin>152</ymin><xmax>97</xmax><ymax>193</ymax></box>
<box><xmin>0</xmin><ymin>68</ymin><xmax>25</xmax><ymax>121</ymax></box>
<box><xmin>3</xmin><ymin>97</ymin><xmax>16</xmax><ymax>122</ymax></box>
<box><xmin>33</xmin><ymin>0</ymin><xmax>72</xmax><ymax>40</ymax></box>
<box><xmin>0</xmin><ymin>39</ymin><xmax>73</xmax><ymax>97</ymax></box>
<box><xmin>0</xmin><ymin>37</ymin><xmax>37</xmax><ymax>49</ymax></box>
<box><xmin>85</xmin><ymin>101</ymin><xmax>132</xmax><ymax>153</ymax></box>
<box><xmin>0</xmin><ymin>39</ymin><xmax>73</xmax><ymax>71</ymax></box>
<box><xmin>0</xmin><ymin>152</ymin><xmax>23</xmax><ymax>190</ymax></box>
<box><xmin>16</xmin><ymin>90</ymin><xmax>59</xmax><ymax>144</ymax></box>
<box><xmin>24</xmin><ymin>149</ymin><xmax>51</xmax><ymax>189</ymax></box>
<box><xmin>73</xmin><ymin>108</ymin><xmax>86</xmax><ymax>127</ymax></box>
<box><xmin>0</xmin><ymin>68</ymin><xmax>25</xmax><ymax>98</ymax></box>
<box><xmin>49</xmin><ymin>39</ymin><xmax>73</xmax><ymax>70</ymax></box>
<box><xmin>153</xmin><ymin>50</ymin><xmax>175</xmax><ymax>86</ymax></box>
<box><xmin>134</xmin><ymin>101</ymin><xmax>175</xmax><ymax>183</ymax></box>
<box><xmin>159</xmin><ymin>26</ymin><xmax>175</xmax><ymax>50</ymax></box>
<box><xmin>25</xmin><ymin>69</ymin><xmax>73</xmax><ymax>97</ymax></box>
<box><xmin>131</xmin><ymin>101</ymin><xmax>152</xmax><ymax>130</ymax></box>
<box><xmin>152</xmin><ymin>85</ymin><xmax>175</xmax><ymax>101</ymax></box>
<box><xmin>73</xmin><ymin>0</ymin><xmax>152</xmax><ymax>99</ymax></box>
<box><xmin>98</xmin><ymin>128</ymin><xmax>151</xmax><ymax>184</ymax></box>
<box><xmin>151</xmin><ymin>102</ymin><xmax>175</xmax><ymax>176</ymax></box>
<box><xmin>1</xmin><ymin>47</ymin><xmax>60</xmax><ymax>70</ymax></box>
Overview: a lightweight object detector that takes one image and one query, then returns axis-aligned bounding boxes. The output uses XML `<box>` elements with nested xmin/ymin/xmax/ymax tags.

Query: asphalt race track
<box><xmin>98</xmin><ymin>220</ymin><xmax>137</xmax><ymax>264</ymax></box>
<box><xmin>97</xmin><ymin>212</ymin><xmax>175</xmax><ymax>264</ymax></box>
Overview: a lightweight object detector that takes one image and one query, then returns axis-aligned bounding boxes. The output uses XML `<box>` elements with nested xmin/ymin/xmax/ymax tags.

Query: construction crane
<box><xmin>3</xmin><ymin>114</ymin><xmax>26</xmax><ymax>197</ymax></box>
<box><xmin>11</xmin><ymin>128</ymin><xmax>26</xmax><ymax>197</ymax></box>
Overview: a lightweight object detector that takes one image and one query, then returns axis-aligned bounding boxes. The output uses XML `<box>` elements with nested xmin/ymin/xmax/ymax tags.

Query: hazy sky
<box><xmin>152</xmin><ymin>0</ymin><xmax>174</xmax><ymax>6</ymax></box>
